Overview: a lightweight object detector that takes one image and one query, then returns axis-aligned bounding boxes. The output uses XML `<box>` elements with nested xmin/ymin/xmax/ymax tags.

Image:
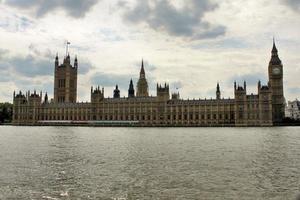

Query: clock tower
<box><xmin>268</xmin><ymin>39</ymin><xmax>285</xmax><ymax>123</ymax></box>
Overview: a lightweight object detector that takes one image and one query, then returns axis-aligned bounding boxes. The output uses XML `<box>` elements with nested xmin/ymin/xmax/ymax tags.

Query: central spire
<box><xmin>216</xmin><ymin>82</ymin><xmax>221</xmax><ymax>100</ymax></box>
<box><xmin>140</xmin><ymin>59</ymin><xmax>145</xmax><ymax>78</ymax></box>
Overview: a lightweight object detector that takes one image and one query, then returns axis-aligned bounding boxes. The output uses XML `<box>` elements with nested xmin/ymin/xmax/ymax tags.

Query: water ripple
<box><xmin>0</xmin><ymin>126</ymin><xmax>299</xmax><ymax>199</ymax></box>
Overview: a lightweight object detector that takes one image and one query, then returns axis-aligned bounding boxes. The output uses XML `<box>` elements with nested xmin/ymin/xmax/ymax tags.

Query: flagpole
<box><xmin>66</xmin><ymin>41</ymin><xmax>70</xmax><ymax>56</ymax></box>
<box><xmin>66</xmin><ymin>41</ymin><xmax>67</xmax><ymax>57</ymax></box>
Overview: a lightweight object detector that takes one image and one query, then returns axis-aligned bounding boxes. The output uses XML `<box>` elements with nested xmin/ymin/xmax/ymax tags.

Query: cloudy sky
<box><xmin>0</xmin><ymin>0</ymin><xmax>299</xmax><ymax>102</ymax></box>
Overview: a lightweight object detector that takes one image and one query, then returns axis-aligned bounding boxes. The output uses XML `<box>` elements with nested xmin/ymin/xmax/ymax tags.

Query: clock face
<box><xmin>272</xmin><ymin>67</ymin><xmax>281</xmax><ymax>75</ymax></box>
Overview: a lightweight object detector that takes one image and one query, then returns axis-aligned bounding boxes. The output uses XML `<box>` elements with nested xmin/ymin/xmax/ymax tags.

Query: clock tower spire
<box><xmin>268</xmin><ymin>39</ymin><xmax>285</xmax><ymax>123</ymax></box>
<box><xmin>136</xmin><ymin>59</ymin><xmax>149</xmax><ymax>97</ymax></box>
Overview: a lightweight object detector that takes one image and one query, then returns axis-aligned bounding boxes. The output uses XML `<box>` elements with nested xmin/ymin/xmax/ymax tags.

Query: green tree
<box><xmin>0</xmin><ymin>103</ymin><xmax>13</xmax><ymax>123</ymax></box>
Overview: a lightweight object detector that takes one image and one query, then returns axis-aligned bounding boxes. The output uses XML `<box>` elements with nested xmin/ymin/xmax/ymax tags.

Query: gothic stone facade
<box><xmin>12</xmin><ymin>42</ymin><xmax>285</xmax><ymax>126</ymax></box>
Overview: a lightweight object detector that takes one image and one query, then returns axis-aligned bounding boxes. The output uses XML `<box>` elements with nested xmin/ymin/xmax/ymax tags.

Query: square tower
<box><xmin>54</xmin><ymin>54</ymin><xmax>78</xmax><ymax>103</ymax></box>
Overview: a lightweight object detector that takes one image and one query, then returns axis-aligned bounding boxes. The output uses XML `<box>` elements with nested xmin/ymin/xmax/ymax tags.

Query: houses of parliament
<box><xmin>12</xmin><ymin>41</ymin><xmax>285</xmax><ymax>126</ymax></box>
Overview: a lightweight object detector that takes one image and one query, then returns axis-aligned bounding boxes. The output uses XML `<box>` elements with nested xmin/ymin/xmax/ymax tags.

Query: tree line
<box><xmin>0</xmin><ymin>103</ymin><xmax>13</xmax><ymax>123</ymax></box>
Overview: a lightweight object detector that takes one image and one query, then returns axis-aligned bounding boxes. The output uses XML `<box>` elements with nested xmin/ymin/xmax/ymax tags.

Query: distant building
<box><xmin>286</xmin><ymin>100</ymin><xmax>300</xmax><ymax>120</ymax></box>
<box><xmin>12</xmin><ymin>40</ymin><xmax>285</xmax><ymax>126</ymax></box>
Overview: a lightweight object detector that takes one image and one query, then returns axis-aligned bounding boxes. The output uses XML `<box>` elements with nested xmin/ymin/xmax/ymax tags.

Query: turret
<box><xmin>113</xmin><ymin>85</ymin><xmax>120</xmax><ymax>98</ymax></box>
<box><xmin>13</xmin><ymin>91</ymin><xmax>26</xmax><ymax>102</ymax></box>
<box><xmin>91</xmin><ymin>86</ymin><xmax>104</xmax><ymax>103</ymax></box>
<box><xmin>64</xmin><ymin>53</ymin><xmax>71</xmax><ymax>65</ymax></box>
<box><xmin>12</xmin><ymin>91</ymin><xmax>27</xmax><ymax>124</ymax></box>
<box><xmin>171</xmin><ymin>92</ymin><xmax>180</xmax><ymax>100</ymax></box>
<box><xmin>157</xmin><ymin>83</ymin><xmax>170</xmax><ymax>101</ymax></box>
<box><xmin>74</xmin><ymin>56</ymin><xmax>78</xmax><ymax>68</ymax></box>
<box><xmin>216</xmin><ymin>82</ymin><xmax>221</xmax><ymax>100</ymax></box>
<box><xmin>234</xmin><ymin>82</ymin><xmax>246</xmax><ymax>94</ymax></box>
<box><xmin>128</xmin><ymin>79</ymin><xmax>135</xmax><ymax>98</ymax></box>
<box><xmin>55</xmin><ymin>53</ymin><xmax>59</xmax><ymax>68</ymax></box>
<box><xmin>44</xmin><ymin>92</ymin><xmax>48</xmax><ymax>103</ymax></box>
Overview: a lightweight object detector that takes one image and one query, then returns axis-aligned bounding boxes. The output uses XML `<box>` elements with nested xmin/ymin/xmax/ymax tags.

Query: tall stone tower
<box><xmin>136</xmin><ymin>60</ymin><xmax>149</xmax><ymax>97</ymax></box>
<box><xmin>268</xmin><ymin>39</ymin><xmax>285</xmax><ymax>123</ymax></box>
<box><xmin>234</xmin><ymin>81</ymin><xmax>247</xmax><ymax>126</ymax></box>
<box><xmin>54</xmin><ymin>54</ymin><xmax>78</xmax><ymax>103</ymax></box>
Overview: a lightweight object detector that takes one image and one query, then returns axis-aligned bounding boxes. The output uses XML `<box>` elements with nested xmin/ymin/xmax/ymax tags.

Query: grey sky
<box><xmin>0</xmin><ymin>0</ymin><xmax>299</xmax><ymax>102</ymax></box>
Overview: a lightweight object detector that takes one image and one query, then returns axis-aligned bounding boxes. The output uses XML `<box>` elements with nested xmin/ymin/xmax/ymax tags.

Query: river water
<box><xmin>0</xmin><ymin>126</ymin><xmax>299</xmax><ymax>200</ymax></box>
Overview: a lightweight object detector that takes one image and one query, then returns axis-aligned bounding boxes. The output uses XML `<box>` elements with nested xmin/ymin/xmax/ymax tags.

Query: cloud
<box><xmin>133</xmin><ymin>60</ymin><xmax>157</xmax><ymax>72</ymax></box>
<box><xmin>193</xmin><ymin>26</ymin><xmax>226</xmax><ymax>40</ymax></box>
<box><xmin>14</xmin><ymin>78</ymin><xmax>53</xmax><ymax>92</ymax></box>
<box><xmin>172</xmin><ymin>81</ymin><xmax>184</xmax><ymax>89</ymax></box>
<box><xmin>28</xmin><ymin>44</ymin><xmax>53</xmax><ymax>58</ymax></box>
<box><xmin>91</xmin><ymin>62</ymin><xmax>158</xmax><ymax>96</ymax></box>
<box><xmin>99</xmin><ymin>28</ymin><xmax>125</xmax><ymax>42</ymax></box>
<box><xmin>122</xmin><ymin>0</ymin><xmax>226</xmax><ymax>40</ymax></box>
<box><xmin>0</xmin><ymin>71</ymin><xmax>11</xmax><ymax>82</ymax></box>
<box><xmin>288</xmin><ymin>87</ymin><xmax>300</xmax><ymax>95</ymax></box>
<box><xmin>0</xmin><ymin>13</ymin><xmax>34</xmax><ymax>32</ymax></box>
<box><xmin>0</xmin><ymin>49</ymin><xmax>9</xmax><ymax>59</ymax></box>
<box><xmin>227</xmin><ymin>72</ymin><xmax>267</xmax><ymax>87</ymax></box>
<box><xmin>78</xmin><ymin>60</ymin><xmax>94</xmax><ymax>75</ymax></box>
<box><xmin>28</xmin><ymin>44</ymin><xmax>94</xmax><ymax>74</ymax></box>
<box><xmin>9</xmin><ymin>55</ymin><xmax>53</xmax><ymax>77</ymax></box>
<box><xmin>117</xmin><ymin>0</ymin><xmax>128</xmax><ymax>8</ymax></box>
<box><xmin>4</xmin><ymin>0</ymin><xmax>100</xmax><ymax>18</ymax></box>
<box><xmin>10</xmin><ymin>55</ymin><xmax>93</xmax><ymax>77</ymax></box>
<box><xmin>281</xmin><ymin>0</ymin><xmax>300</xmax><ymax>12</ymax></box>
<box><xmin>91</xmin><ymin>72</ymin><xmax>135</xmax><ymax>97</ymax></box>
<box><xmin>91</xmin><ymin>72</ymin><xmax>134</xmax><ymax>88</ymax></box>
<box><xmin>0</xmin><ymin>49</ymin><xmax>92</xmax><ymax>80</ymax></box>
<box><xmin>0</xmin><ymin>49</ymin><xmax>93</xmax><ymax>102</ymax></box>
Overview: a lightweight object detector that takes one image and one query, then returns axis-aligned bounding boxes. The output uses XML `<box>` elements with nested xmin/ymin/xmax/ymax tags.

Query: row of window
<box><xmin>38</xmin><ymin>108</ymin><xmax>234</xmax><ymax>114</ymax></box>
<box><xmin>38</xmin><ymin>113</ymin><xmax>236</xmax><ymax>121</ymax></box>
<box><xmin>16</xmin><ymin>114</ymin><xmax>271</xmax><ymax>122</ymax></box>
<box><xmin>94</xmin><ymin>105</ymin><xmax>234</xmax><ymax>111</ymax></box>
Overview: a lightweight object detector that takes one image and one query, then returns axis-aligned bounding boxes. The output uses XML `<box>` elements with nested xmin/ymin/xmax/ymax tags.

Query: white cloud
<box><xmin>0</xmin><ymin>0</ymin><xmax>299</xmax><ymax>103</ymax></box>
<box><xmin>4</xmin><ymin>0</ymin><xmax>100</xmax><ymax>18</ymax></box>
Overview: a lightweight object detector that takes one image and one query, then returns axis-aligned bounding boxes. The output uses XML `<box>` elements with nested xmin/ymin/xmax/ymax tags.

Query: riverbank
<box><xmin>2</xmin><ymin>122</ymin><xmax>300</xmax><ymax>127</ymax></box>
